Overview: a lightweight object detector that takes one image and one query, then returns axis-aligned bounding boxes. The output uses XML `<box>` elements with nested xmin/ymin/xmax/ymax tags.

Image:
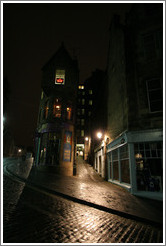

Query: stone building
<box><xmin>95</xmin><ymin>3</ymin><xmax>163</xmax><ymax>200</ymax></box>
<box><xmin>35</xmin><ymin>43</ymin><xmax>79</xmax><ymax>176</ymax></box>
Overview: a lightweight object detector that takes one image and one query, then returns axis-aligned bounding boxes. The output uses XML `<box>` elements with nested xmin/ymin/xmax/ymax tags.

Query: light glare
<box><xmin>97</xmin><ymin>132</ymin><xmax>102</xmax><ymax>139</ymax></box>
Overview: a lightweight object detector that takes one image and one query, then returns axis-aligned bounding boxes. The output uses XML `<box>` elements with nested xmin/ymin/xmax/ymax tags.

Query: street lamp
<box><xmin>85</xmin><ymin>137</ymin><xmax>89</xmax><ymax>141</ymax></box>
<box><xmin>97</xmin><ymin>132</ymin><xmax>102</xmax><ymax>139</ymax></box>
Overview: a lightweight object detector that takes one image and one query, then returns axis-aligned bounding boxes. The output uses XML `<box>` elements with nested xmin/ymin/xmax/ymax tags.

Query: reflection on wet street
<box><xmin>3</xmin><ymin>179</ymin><xmax>162</xmax><ymax>243</ymax></box>
<box><xmin>3</xmin><ymin>157</ymin><xmax>33</xmax><ymax>223</ymax></box>
<box><xmin>3</xmin><ymin>157</ymin><xmax>163</xmax><ymax>243</ymax></box>
<box><xmin>3</xmin><ymin>175</ymin><xmax>25</xmax><ymax>223</ymax></box>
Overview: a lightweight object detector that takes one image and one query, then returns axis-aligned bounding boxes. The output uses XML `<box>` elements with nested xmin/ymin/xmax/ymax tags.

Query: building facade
<box><xmin>76</xmin><ymin>69</ymin><xmax>107</xmax><ymax>175</ymax></box>
<box><xmin>35</xmin><ymin>43</ymin><xmax>79</xmax><ymax>176</ymax></box>
<box><xmin>105</xmin><ymin>4</ymin><xmax>163</xmax><ymax>200</ymax></box>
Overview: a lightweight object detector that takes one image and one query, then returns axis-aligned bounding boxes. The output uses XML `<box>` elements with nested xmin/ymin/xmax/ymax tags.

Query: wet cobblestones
<box><xmin>3</xmin><ymin>179</ymin><xmax>163</xmax><ymax>243</ymax></box>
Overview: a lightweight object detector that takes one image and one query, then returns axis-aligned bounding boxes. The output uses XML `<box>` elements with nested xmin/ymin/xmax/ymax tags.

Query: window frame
<box><xmin>146</xmin><ymin>78</ymin><xmax>163</xmax><ymax>113</ymax></box>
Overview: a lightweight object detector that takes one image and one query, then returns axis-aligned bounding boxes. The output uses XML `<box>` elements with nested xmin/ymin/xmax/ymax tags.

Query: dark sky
<box><xmin>3</xmin><ymin>2</ymin><xmax>132</xmax><ymax>148</ymax></box>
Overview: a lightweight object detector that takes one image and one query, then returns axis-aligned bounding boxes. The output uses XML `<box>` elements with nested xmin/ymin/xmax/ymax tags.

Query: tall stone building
<box><xmin>35</xmin><ymin>43</ymin><xmax>79</xmax><ymax>176</ymax></box>
<box><xmin>95</xmin><ymin>3</ymin><xmax>163</xmax><ymax>200</ymax></box>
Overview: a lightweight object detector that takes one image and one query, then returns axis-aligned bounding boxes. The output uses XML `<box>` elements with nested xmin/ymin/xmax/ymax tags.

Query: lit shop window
<box><xmin>55</xmin><ymin>69</ymin><xmax>65</xmax><ymax>85</ymax></box>
<box><xmin>45</xmin><ymin>101</ymin><xmax>49</xmax><ymax>119</ymax></box>
<box><xmin>66</xmin><ymin>107</ymin><xmax>72</xmax><ymax>120</ymax></box>
<box><xmin>78</xmin><ymin>85</ymin><xmax>84</xmax><ymax>89</ymax></box>
<box><xmin>53</xmin><ymin>99</ymin><xmax>61</xmax><ymax>118</ymax></box>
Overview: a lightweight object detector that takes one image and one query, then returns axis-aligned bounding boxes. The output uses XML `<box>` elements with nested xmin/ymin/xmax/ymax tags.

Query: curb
<box><xmin>5</xmin><ymin>167</ymin><xmax>163</xmax><ymax>229</ymax></box>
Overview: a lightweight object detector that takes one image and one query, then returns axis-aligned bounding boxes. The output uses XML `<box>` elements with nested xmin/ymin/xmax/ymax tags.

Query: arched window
<box><xmin>53</xmin><ymin>99</ymin><xmax>61</xmax><ymax>118</ymax></box>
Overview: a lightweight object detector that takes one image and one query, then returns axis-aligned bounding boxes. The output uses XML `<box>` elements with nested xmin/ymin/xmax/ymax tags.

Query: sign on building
<box><xmin>63</xmin><ymin>131</ymin><xmax>72</xmax><ymax>161</ymax></box>
<box><xmin>55</xmin><ymin>69</ymin><xmax>65</xmax><ymax>85</ymax></box>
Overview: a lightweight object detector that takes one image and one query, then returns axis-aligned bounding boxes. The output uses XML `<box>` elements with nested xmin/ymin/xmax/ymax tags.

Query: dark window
<box><xmin>143</xmin><ymin>30</ymin><xmax>162</xmax><ymax>61</ymax></box>
<box><xmin>146</xmin><ymin>79</ymin><xmax>162</xmax><ymax>112</ymax></box>
<box><xmin>143</xmin><ymin>34</ymin><xmax>156</xmax><ymax>60</ymax></box>
<box><xmin>44</xmin><ymin>101</ymin><xmax>49</xmax><ymax>119</ymax></box>
<box><xmin>112</xmin><ymin>149</ymin><xmax>119</xmax><ymax>181</ymax></box>
<box><xmin>121</xmin><ymin>159</ymin><xmax>130</xmax><ymax>184</ymax></box>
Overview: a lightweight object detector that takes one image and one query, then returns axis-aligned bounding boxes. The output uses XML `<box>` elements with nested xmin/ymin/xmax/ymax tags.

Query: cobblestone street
<box><xmin>3</xmin><ymin>157</ymin><xmax>163</xmax><ymax>243</ymax></box>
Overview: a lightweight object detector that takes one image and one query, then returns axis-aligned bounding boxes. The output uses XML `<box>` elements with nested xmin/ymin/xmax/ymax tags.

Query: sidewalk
<box><xmin>27</xmin><ymin>157</ymin><xmax>163</xmax><ymax>226</ymax></box>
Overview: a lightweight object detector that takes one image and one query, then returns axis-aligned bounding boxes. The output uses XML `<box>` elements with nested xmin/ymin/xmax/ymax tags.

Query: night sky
<box><xmin>3</xmin><ymin>2</ymin><xmax>132</xmax><ymax>148</ymax></box>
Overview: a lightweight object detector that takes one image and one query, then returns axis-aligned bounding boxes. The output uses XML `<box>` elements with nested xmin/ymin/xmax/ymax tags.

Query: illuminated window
<box><xmin>66</xmin><ymin>107</ymin><xmax>72</xmax><ymax>120</ymax></box>
<box><xmin>146</xmin><ymin>78</ymin><xmax>162</xmax><ymax>112</ymax></box>
<box><xmin>89</xmin><ymin>100</ymin><xmax>92</xmax><ymax>105</ymax></box>
<box><xmin>78</xmin><ymin>85</ymin><xmax>84</xmax><ymax>89</ymax></box>
<box><xmin>44</xmin><ymin>101</ymin><xmax>49</xmax><ymax>119</ymax></box>
<box><xmin>82</xmin><ymin>99</ymin><xmax>85</xmax><ymax>105</ymax></box>
<box><xmin>89</xmin><ymin>90</ymin><xmax>92</xmax><ymax>94</ymax></box>
<box><xmin>82</xmin><ymin>109</ymin><xmax>85</xmax><ymax>115</ymax></box>
<box><xmin>81</xmin><ymin>130</ymin><xmax>84</xmax><ymax>137</ymax></box>
<box><xmin>55</xmin><ymin>69</ymin><xmax>65</xmax><ymax>85</ymax></box>
<box><xmin>53</xmin><ymin>99</ymin><xmax>61</xmax><ymax>118</ymax></box>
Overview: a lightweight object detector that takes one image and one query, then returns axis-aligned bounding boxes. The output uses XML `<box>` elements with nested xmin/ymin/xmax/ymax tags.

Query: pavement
<box><xmin>5</xmin><ymin>156</ymin><xmax>163</xmax><ymax>227</ymax></box>
<box><xmin>16</xmin><ymin>156</ymin><xmax>163</xmax><ymax>227</ymax></box>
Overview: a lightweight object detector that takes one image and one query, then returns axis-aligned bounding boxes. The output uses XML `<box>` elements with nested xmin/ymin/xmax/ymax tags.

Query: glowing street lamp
<box><xmin>97</xmin><ymin>132</ymin><xmax>102</xmax><ymax>139</ymax></box>
<box><xmin>85</xmin><ymin>137</ymin><xmax>89</xmax><ymax>141</ymax></box>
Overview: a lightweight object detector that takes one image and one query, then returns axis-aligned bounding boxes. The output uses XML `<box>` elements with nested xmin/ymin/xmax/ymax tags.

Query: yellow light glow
<box><xmin>85</xmin><ymin>137</ymin><xmax>89</xmax><ymax>141</ymax></box>
<box><xmin>97</xmin><ymin>132</ymin><xmax>102</xmax><ymax>139</ymax></box>
<box><xmin>18</xmin><ymin>149</ymin><xmax>22</xmax><ymax>153</ymax></box>
<box><xmin>135</xmin><ymin>153</ymin><xmax>143</xmax><ymax>159</ymax></box>
<box><xmin>78</xmin><ymin>85</ymin><xmax>84</xmax><ymax>89</ymax></box>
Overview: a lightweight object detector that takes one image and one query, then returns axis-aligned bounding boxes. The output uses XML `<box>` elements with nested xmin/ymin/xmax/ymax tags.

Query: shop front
<box><xmin>94</xmin><ymin>145</ymin><xmax>106</xmax><ymax>179</ymax></box>
<box><xmin>107</xmin><ymin>129</ymin><xmax>163</xmax><ymax>200</ymax></box>
<box><xmin>35</xmin><ymin>123</ymin><xmax>74</xmax><ymax>176</ymax></box>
